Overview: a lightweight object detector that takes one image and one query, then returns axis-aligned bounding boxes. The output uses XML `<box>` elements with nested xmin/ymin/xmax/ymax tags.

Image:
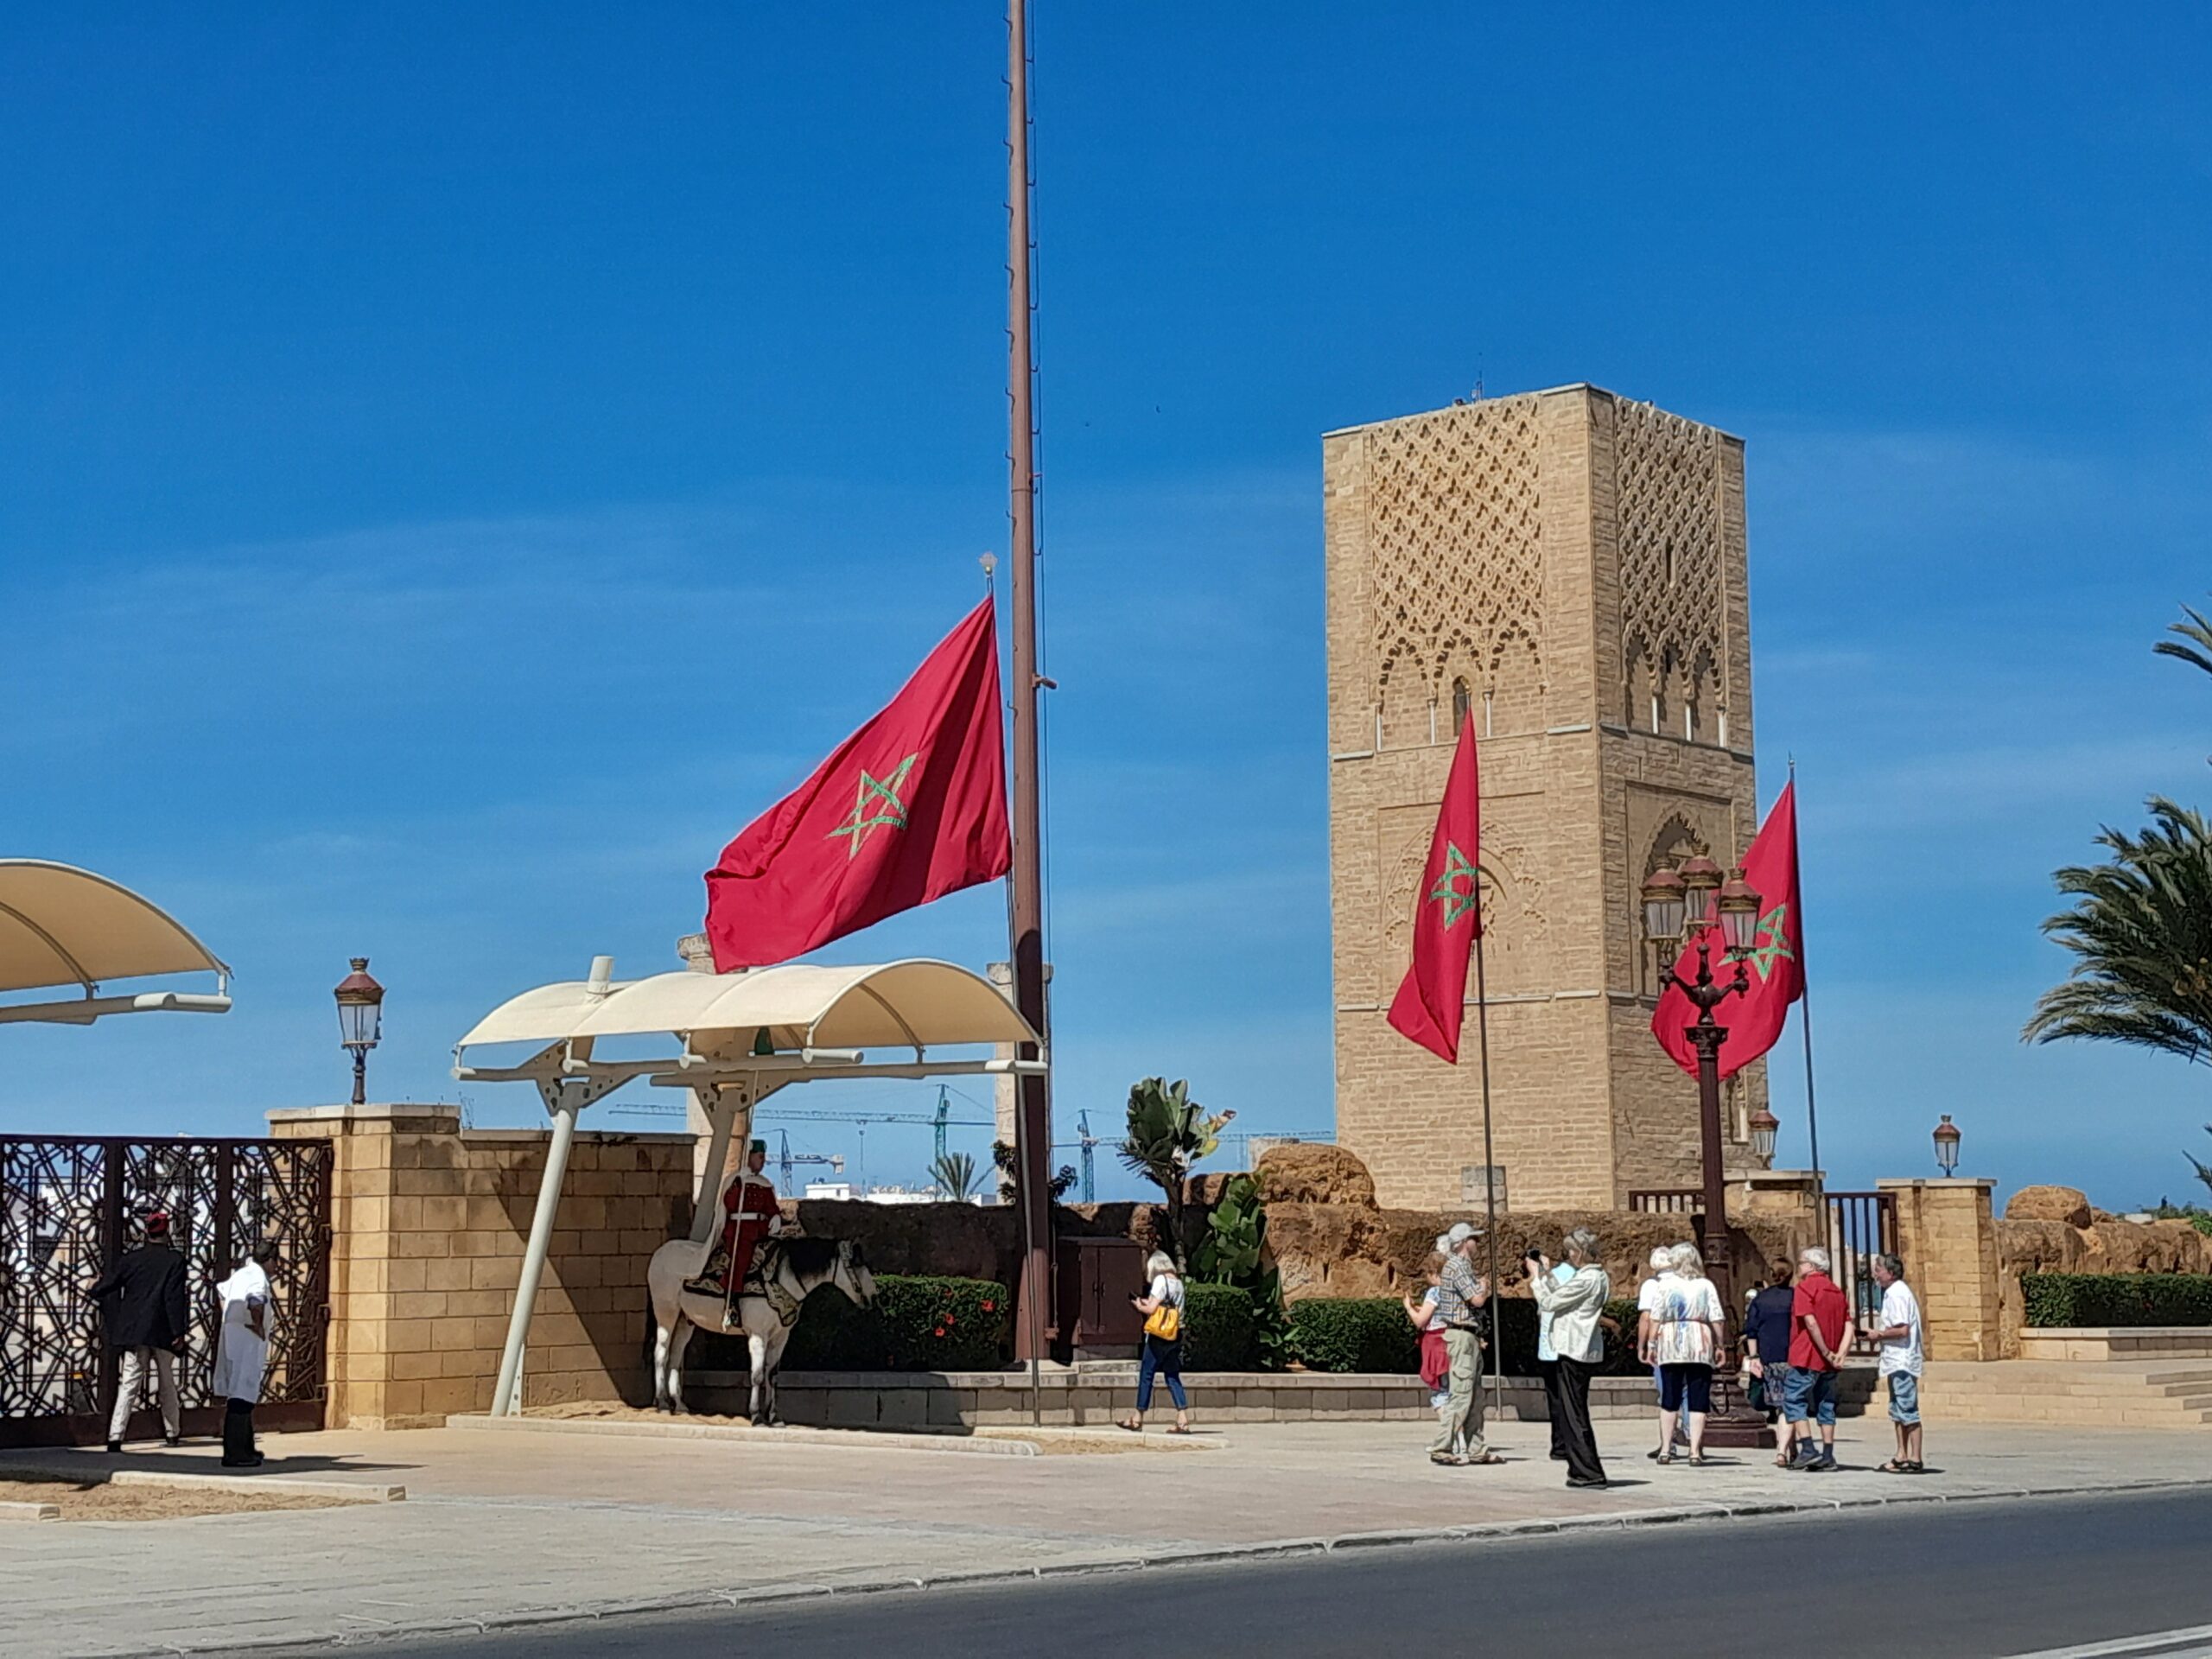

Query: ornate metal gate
<box><xmin>1823</xmin><ymin>1189</ymin><xmax>1899</xmax><ymax>1357</ymax></box>
<box><xmin>0</xmin><ymin>1136</ymin><xmax>333</xmax><ymax>1446</ymax></box>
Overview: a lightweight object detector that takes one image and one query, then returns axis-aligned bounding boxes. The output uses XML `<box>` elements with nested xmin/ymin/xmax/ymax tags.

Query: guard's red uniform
<box><xmin>719</xmin><ymin>1173</ymin><xmax>779</xmax><ymax>1294</ymax></box>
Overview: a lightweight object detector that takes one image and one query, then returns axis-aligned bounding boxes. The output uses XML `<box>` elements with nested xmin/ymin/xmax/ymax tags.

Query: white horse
<box><xmin>646</xmin><ymin>1234</ymin><xmax>876</xmax><ymax>1423</ymax></box>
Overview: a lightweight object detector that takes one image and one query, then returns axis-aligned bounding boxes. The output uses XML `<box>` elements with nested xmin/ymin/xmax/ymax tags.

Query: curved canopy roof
<box><xmin>0</xmin><ymin>861</ymin><xmax>230</xmax><ymax>995</ymax></box>
<box><xmin>454</xmin><ymin>959</ymin><xmax>1037</xmax><ymax>1059</ymax></box>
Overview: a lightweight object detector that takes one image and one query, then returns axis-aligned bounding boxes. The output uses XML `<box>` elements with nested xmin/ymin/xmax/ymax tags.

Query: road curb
<box><xmin>85</xmin><ymin>1475</ymin><xmax>2212</xmax><ymax>1656</ymax></box>
<box><xmin>0</xmin><ymin>1464</ymin><xmax>403</xmax><ymax>1503</ymax></box>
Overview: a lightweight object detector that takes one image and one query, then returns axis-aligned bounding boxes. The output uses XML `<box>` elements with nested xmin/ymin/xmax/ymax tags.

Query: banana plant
<box><xmin>1117</xmin><ymin>1077</ymin><xmax>1235</xmax><ymax>1266</ymax></box>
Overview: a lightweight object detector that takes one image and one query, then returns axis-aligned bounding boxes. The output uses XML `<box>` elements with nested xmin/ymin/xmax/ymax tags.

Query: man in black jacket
<box><xmin>90</xmin><ymin>1211</ymin><xmax>190</xmax><ymax>1452</ymax></box>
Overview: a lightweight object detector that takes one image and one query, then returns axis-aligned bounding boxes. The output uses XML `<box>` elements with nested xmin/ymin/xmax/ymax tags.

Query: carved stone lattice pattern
<box><xmin>1381</xmin><ymin>832</ymin><xmax>1547</xmax><ymax>996</ymax></box>
<box><xmin>1616</xmin><ymin>400</ymin><xmax>1725</xmax><ymax>728</ymax></box>
<box><xmin>1364</xmin><ymin>403</ymin><xmax>1544</xmax><ymax>723</ymax></box>
<box><xmin>0</xmin><ymin>1136</ymin><xmax>332</xmax><ymax>1433</ymax></box>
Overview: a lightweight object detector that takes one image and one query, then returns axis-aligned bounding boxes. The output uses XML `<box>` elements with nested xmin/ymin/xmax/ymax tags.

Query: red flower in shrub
<box><xmin>932</xmin><ymin>1326</ymin><xmax>946</xmax><ymax>1338</ymax></box>
<box><xmin>981</xmin><ymin>1300</ymin><xmax>995</xmax><ymax>1313</ymax></box>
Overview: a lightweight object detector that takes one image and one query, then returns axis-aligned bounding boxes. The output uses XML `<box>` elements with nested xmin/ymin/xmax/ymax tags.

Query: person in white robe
<box><xmin>213</xmin><ymin>1241</ymin><xmax>277</xmax><ymax>1467</ymax></box>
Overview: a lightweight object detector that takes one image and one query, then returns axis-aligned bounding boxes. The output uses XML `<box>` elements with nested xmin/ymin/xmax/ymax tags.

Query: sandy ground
<box><xmin>522</xmin><ymin>1398</ymin><xmax>1173</xmax><ymax>1453</ymax></box>
<box><xmin>0</xmin><ymin>1473</ymin><xmax>346</xmax><ymax>1522</ymax></box>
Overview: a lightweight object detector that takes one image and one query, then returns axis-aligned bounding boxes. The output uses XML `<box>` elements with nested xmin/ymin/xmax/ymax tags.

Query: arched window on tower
<box><xmin>1451</xmin><ymin>677</ymin><xmax>1472</xmax><ymax>736</ymax></box>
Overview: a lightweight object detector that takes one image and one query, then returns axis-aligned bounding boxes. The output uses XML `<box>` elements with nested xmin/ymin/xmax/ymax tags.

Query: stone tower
<box><xmin>1324</xmin><ymin>385</ymin><xmax>1766</xmax><ymax>1211</ymax></box>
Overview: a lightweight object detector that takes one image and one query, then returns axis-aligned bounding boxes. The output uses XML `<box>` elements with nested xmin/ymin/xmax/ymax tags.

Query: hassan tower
<box><xmin>1324</xmin><ymin>384</ymin><xmax>1770</xmax><ymax>1211</ymax></box>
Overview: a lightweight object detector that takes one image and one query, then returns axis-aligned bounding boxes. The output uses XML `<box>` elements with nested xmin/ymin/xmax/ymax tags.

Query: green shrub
<box><xmin>2022</xmin><ymin>1273</ymin><xmax>2212</xmax><ymax>1328</ymax></box>
<box><xmin>691</xmin><ymin>1274</ymin><xmax>1011</xmax><ymax>1372</ymax></box>
<box><xmin>1182</xmin><ymin>1281</ymin><xmax>1257</xmax><ymax>1370</ymax></box>
<box><xmin>1281</xmin><ymin>1294</ymin><xmax>1648</xmax><ymax>1377</ymax></box>
<box><xmin>1288</xmin><ymin>1299</ymin><xmax>1420</xmax><ymax>1373</ymax></box>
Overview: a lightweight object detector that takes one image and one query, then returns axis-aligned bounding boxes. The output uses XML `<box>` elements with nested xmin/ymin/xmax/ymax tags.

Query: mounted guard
<box><xmin>685</xmin><ymin>1139</ymin><xmax>784</xmax><ymax>1327</ymax></box>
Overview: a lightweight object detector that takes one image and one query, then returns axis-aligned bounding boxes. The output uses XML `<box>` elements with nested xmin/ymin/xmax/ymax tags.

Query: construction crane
<box><xmin>775</xmin><ymin>1129</ymin><xmax>843</xmax><ymax>1192</ymax></box>
<box><xmin>1075</xmin><ymin>1108</ymin><xmax>1096</xmax><ymax>1203</ymax></box>
<box><xmin>932</xmin><ymin>1087</ymin><xmax>950</xmax><ymax>1167</ymax></box>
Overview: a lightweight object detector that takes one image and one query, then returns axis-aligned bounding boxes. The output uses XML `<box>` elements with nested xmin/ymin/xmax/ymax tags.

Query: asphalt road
<box><xmin>273</xmin><ymin>1489</ymin><xmax>2212</xmax><ymax>1659</ymax></box>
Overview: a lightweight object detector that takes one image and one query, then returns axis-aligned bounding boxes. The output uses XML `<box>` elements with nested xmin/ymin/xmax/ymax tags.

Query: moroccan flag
<box><xmin>1387</xmin><ymin>715</ymin><xmax>1483</xmax><ymax>1063</ymax></box>
<box><xmin>1653</xmin><ymin>780</ymin><xmax>1806</xmax><ymax>1078</ymax></box>
<box><xmin>704</xmin><ymin>597</ymin><xmax>1012</xmax><ymax>969</ymax></box>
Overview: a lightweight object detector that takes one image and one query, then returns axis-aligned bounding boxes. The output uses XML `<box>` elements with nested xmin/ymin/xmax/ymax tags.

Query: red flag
<box><xmin>1653</xmin><ymin>781</ymin><xmax>1806</xmax><ymax>1078</ymax></box>
<box><xmin>1387</xmin><ymin>716</ymin><xmax>1483</xmax><ymax>1063</ymax></box>
<box><xmin>704</xmin><ymin>597</ymin><xmax>1012</xmax><ymax>969</ymax></box>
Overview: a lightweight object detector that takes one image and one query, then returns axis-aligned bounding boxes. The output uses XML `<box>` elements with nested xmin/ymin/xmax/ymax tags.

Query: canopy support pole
<box><xmin>688</xmin><ymin>1084</ymin><xmax>751</xmax><ymax>1245</ymax></box>
<box><xmin>490</xmin><ymin>1066</ymin><xmax>620</xmax><ymax>1418</ymax></box>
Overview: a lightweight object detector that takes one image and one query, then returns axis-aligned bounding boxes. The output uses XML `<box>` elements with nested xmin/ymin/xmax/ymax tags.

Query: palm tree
<box><xmin>2024</xmin><ymin>797</ymin><xmax>2212</xmax><ymax>1064</ymax></box>
<box><xmin>1116</xmin><ymin>1077</ymin><xmax>1235</xmax><ymax>1265</ymax></box>
<box><xmin>2028</xmin><ymin>607</ymin><xmax>2212</xmax><ymax>1189</ymax></box>
<box><xmin>930</xmin><ymin>1150</ymin><xmax>982</xmax><ymax>1203</ymax></box>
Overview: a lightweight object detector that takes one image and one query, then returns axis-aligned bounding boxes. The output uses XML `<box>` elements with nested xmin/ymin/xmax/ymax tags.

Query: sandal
<box><xmin>1878</xmin><ymin>1459</ymin><xmax>1908</xmax><ymax>1473</ymax></box>
<box><xmin>1166</xmin><ymin>1425</ymin><xmax>1193</xmax><ymax>1436</ymax></box>
<box><xmin>1465</xmin><ymin>1452</ymin><xmax>1503</xmax><ymax>1465</ymax></box>
<box><xmin>1688</xmin><ymin>1455</ymin><xmax>1709</xmax><ymax>1466</ymax></box>
<box><xmin>1655</xmin><ymin>1452</ymin><xmax>1675</xmax><ymax>1465</ymax></box>
<box><xmin>1118</xmin><ymin>1418</ymin><xmax>1143</xmax><ymax>1433</ymax></box>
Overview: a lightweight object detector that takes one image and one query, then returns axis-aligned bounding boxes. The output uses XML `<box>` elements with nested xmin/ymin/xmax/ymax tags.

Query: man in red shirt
<box><xmin>1783</xmin><ymin>1245</ymin><xmax>1852</xmax><ymax>1471</ymax></box>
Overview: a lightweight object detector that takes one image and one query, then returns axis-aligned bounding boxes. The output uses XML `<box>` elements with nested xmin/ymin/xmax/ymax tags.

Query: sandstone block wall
<box><xmin>270</xmin><ymin>1104</ymin><xmax>695</xmax><ymax>1428</ymax></box>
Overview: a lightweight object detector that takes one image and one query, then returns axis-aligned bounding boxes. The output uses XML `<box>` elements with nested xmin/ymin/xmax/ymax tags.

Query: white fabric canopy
<box><xmin>454</xmin><ymin>958</ymin><xmax>1037</xmax><ymax>1059</ymax></box>
<box><xmin>0</xmin><ymin>860</ymin><xmax>230</xmax><ymax>995</ymax></box>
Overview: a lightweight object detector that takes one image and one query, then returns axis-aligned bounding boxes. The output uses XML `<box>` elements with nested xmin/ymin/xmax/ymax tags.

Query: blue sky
<box><xmin>3</xmin><ymin>5</ymin><xmax>2209</xmax><ymax>1207</ymax></box>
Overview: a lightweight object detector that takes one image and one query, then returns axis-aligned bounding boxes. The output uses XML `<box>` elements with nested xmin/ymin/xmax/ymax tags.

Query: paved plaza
<box><xmin>5</xmin><ymin>1416</ymin><xmax>2212</xmax><ymax>1656</ymax></box>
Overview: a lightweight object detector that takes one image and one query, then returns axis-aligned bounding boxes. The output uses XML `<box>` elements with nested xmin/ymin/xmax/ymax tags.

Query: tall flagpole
<box><xmin>1473</xmin><ymin>889</ymin><xmax>1502</xmax><ymax>1415</ymax></box>
<box><xmin>1790</xmin><ymin>759</ymin><xmax>1821</xmax><ymax>1189</ymax></box>
<box><xmin>1005</xmin><ymin>0</ymin><xmax>1054</xmax><ymax>1390</ymax></box>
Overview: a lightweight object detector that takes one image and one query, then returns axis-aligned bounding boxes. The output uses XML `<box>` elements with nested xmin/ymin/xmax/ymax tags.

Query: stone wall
<box><xmin>270</xmin><ymin>1104</ymin><xmax>695</xmax><ymax>1428</ymax></box>
<box><xmin>1253</xmin><ymin>1143</ymin><xmax>1809</xmax><ymax>1306</ymax></box>
<box><xmin>1994</xmin><ymin>1184</ymin><xmax>2212</xmax><ymax>1357</ymax></box>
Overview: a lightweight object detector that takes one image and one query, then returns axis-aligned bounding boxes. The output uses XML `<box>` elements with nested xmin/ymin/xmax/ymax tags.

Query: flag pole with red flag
<box><xmin>702</xmin><ymin>596</ymin><xmax>1012</xmax><ymax>971</ymax></box>
<box><xmin>1384</xmin><ymin>715</ymin><xmax>1503</xmax><ymax>1408</ymax></box>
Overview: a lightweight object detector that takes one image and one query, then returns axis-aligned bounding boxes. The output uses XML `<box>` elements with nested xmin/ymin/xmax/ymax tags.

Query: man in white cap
<box><xmin>1427</xmin><ymin>1222</ymin><xmax>1498</xmax><ymax>1466</ymax></box>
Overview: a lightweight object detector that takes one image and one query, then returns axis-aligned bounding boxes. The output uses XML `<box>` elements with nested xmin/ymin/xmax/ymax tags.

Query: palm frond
<box><xmin>2153</xmin><ymin>603</ymin><xmax>2212</xmax><ymax>679</ymax></box>
<box><xmin>2025</xmin><ymin>796</ymin><xmax>2212</xmax><ymax>1065</ymax></box>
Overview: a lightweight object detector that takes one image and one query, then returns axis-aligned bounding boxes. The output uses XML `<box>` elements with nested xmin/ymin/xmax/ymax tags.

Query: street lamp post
<box><xmin>1643</xmin><ymin>857</ymin><xmax>1770</xmax><ymax>1446</ymax></box>
<box><xmin>334</xmin><ymin>957</ymin><xmax>385</xmax><ymax>1108</ymax></box>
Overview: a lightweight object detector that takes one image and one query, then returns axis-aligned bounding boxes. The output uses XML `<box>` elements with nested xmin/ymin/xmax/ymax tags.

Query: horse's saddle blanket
<box><xmin>684</xmin><ymin>1240</ymin><xmax>804</xmax><ymax>1329</ymax></box>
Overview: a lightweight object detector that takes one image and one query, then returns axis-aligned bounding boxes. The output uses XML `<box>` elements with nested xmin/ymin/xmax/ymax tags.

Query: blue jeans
<box><xmin>1784</xmin><ymin>1364</ymin><xmax>1838</xmax><ymax>1427</ymax></box>
<box><xmin>1137</xmin><ymin>1335</ymin><xmax>1187</xmax><ymax>1412</ymax></box>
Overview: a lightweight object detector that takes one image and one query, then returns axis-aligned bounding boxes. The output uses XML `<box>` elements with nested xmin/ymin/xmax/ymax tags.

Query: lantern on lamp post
<box><xmin>1933</xmin><ymin>1114</ymin><xmax>1961</xmax><ymax>1176</ymax></box>
<box><xmin>334</xmin><ymin>957</ymin><xmax>385</xmax><ymax>1108</ymax></box>
<box><xmin>1748</xmin><ymin>1104</ymin><xmax>1781</xmax><ymax>1165</ymax></box>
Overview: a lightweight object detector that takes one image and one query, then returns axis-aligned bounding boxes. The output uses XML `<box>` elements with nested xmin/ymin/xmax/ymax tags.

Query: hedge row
<box><xmin>1284</xmin><ymin>1296</ymin><xmax>1649</xmax><ymax>1376</ymax></box>
<box><xmin>2022</xmin><ymin>1273</ymin><xmax>2212</xmax><ymax>1329</ymax></box>
<box><xmin>690</xmin><ymin>1275</ymin><xmax>1011</xmax><ymax>1373</ymax></box>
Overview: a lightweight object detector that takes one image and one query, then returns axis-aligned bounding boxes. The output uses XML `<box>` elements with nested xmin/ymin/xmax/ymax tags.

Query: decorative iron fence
<box><xmin>1627</xmin><ymin>1189</ymin><xmax>1703</xmax><ymax>1215</ymax></box>
<box><xmin>1822</xmin><ymin>1189</ymin><xmax>1899</xmax><ymax>1357</ymax></box>
<box><xmin>0</xmin><ymin>1136</ymin><xmax>333</xmax><ymax>1446</ymax></box>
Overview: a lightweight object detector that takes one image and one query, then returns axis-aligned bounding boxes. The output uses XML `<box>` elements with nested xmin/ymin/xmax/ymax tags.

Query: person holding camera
<box><xmin>1528</xmin><ymin>1228</ymin><xmax>1611</xmax><ymax>1488</ymax></box>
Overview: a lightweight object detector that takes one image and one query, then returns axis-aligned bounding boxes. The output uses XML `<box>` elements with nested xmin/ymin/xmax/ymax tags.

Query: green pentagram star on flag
<box><xmin>1748</xmin><ymin>901</ymin><xmax>1797</xmax><ymax>982</ymax></box>
<box><xmin>1427</xmin><ymin>842</ymin><xmax>1482</xmax><ymax>930</ymax></box>
<box><xmin>826</xmin><ymin>752</ymin><xmax>919</xmax><ymax>858</ymax></box>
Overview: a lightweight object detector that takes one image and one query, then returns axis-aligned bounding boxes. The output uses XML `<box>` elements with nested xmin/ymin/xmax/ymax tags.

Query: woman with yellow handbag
<box><xmin>1120</xmin><ymin>1249</ymin><xmax>1192</xmax><ymax>1434</ymax></box>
